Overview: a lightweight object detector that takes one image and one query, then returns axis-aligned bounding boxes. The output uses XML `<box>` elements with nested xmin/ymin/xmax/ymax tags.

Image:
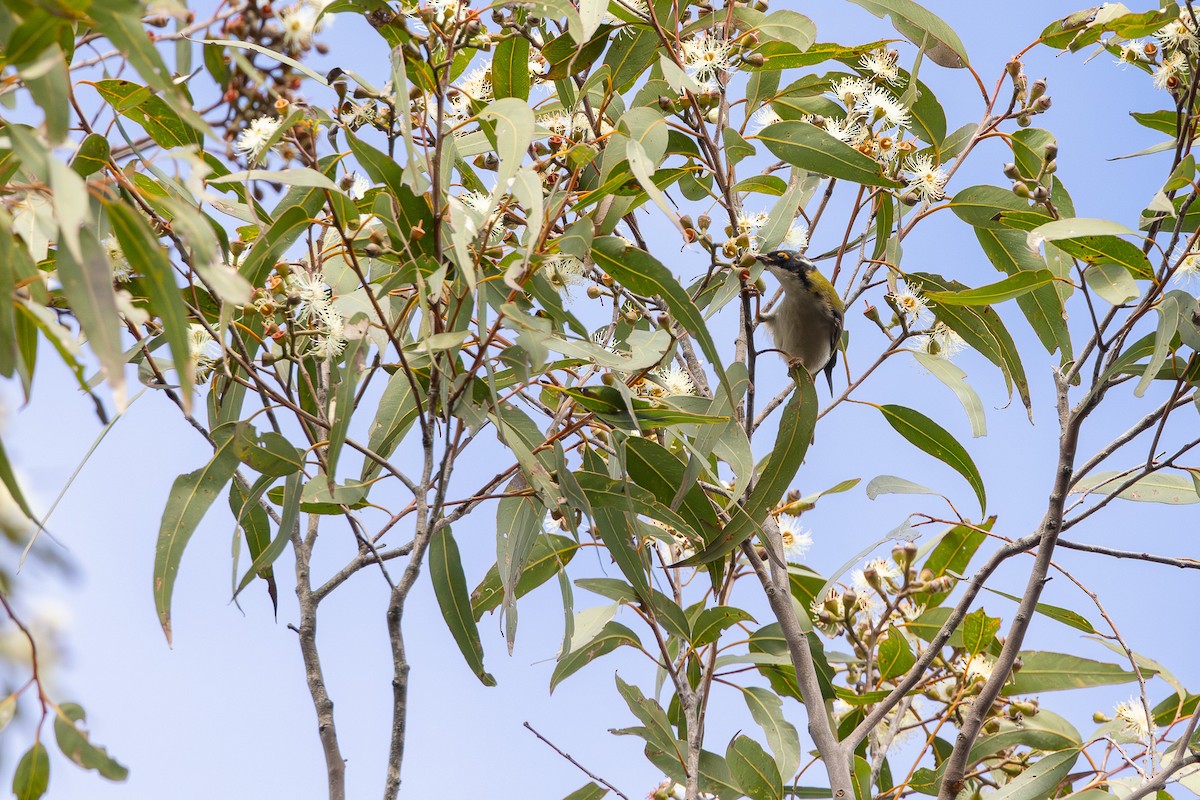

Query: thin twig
<box><xmin>523</xmin><ymin>722</ymin><xmax>632</xmax><ymax>800</ymax></box>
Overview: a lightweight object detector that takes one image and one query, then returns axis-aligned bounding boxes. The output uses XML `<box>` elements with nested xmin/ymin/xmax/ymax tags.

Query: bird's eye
<box><xmin>774</xmin><ymin>252</ymin><xmax>786</xmax><ymax>259</ymax></box>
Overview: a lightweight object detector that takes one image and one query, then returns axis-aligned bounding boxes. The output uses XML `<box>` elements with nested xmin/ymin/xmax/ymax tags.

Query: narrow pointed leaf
<box><xmin>878</xmin><ymin>404</ymin><xmax>985</xmax><ymax>513</ymax></box>
<box><xmin>431</xmin><ymin>526</ymin><xmax>496</xmax><ymax>686</ymax></box>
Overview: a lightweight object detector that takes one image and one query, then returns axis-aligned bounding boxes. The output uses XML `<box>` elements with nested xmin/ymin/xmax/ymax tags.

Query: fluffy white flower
<box><xmin>859</xmin><ymin>49</ymin><xmax>903</xmax><ymax>86</ymax></box>
<box><xmin>751</xmin><ymin>105</ymin><xmax>782</xmax><ymax>133</ymax></box>
<box><xmin>187</xmin><ymin>323</ymin><xmax>221</xmax><ymax>382</ymax></box>
<box><xmin>855</xmin><ymin>86</ymin><xmax>911</xmax><ymax>130</ymax></box>
<box><xmin>915</xmin><ymin>322</ymin><xmax>966</xmax><ymax>359</ymax></box>
<box><xmin>831</xmin><ymin>77</ymin><xmax>874</xmax><ymax>108</ymax></box>
<box><xmin>903</xmin><ymin>153</ymin><xmax>948</xmax><ymax>203</ymax></box>
<box><xmin>543</xmin><ymin>254</ymin><xmax>585</xmax><ymax>292</ymax></box>
<box><xmin>822</xmin><ymin>116</ymin><xmax>863</xmax><ymax>144</ymax></box>
<box><xmin>344</xmin><ymin>172</ymin><xmax>371</xmax><ymax>200</ymax></box>
<box><xmin>783</xmin><ymin>223</ymin><xmax>810</xmax><ymax>250</ymax></box>
<box><xmin>777</xmin><ymin>516</ymin><xmax>812</xmax><ymax>562</ymax></box>
<box><xmin>891</xmin><ymin>285</ymin><xmax>932</xmax><ymax>324</ymax></box>
<box><xmin>652</xmin><ymin>363</ymin><xmax>695</xmax><ymax>396</ymax></box>
<box><xmin>235</xmin><ymin>116</ymin><xmax>281</xmax><ymax>164</ymax></box>
<box><xmin>453</xmin><ymin>190</ymin><xmax>505</xmax><ymax>244</ymax></box>
<box><xmin>309</xmin><ymin>309</ymin><xmax>347</xmax><ymax>359</ymax></box>
<box><xmin>449</xmin><ymin>66</ymin><xmax>493</xmax><ymax>120</ymax></box>
<box><xmin>288</xmin><ymin>269</ymin><xmax>333</xmax><ymax>325</ymax></box>
<box><xmin>680</xmin><ymin>32</ymin><xmax>735</xmax><ymax>82</ymax></box>
<box><xmin>1153</xmin><ymin>50</ymin><xmax>1189</xmax><ymax>91</ymax></box>
<box><xmin>102</xmin><ymin>233</ymin><xmax>133</xmax><ymax>283</ymax></box>
<box><xmin>279</xmin><ymin>3</ymin><xmax>320</xmax><ymax>50</ymax></box>
<box><xmin>1114</xmin><ymin>698</ymin><xmax>1155</xmax><ymax>744</ymax></box>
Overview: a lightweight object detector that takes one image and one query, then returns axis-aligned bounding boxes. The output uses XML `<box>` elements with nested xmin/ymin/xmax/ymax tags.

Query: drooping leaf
<box><xmin>843</xmin><ymin>0</ymin><xmax>969</xmax><ymax>68</ymax></box>
<box><xmin>551</xmin><ymin>621</ymin><xmax>640</xmax><ymax>691</ymax></box>
<box><xmin>155</xmin><ymin>424</ymin><xmax>241</xmax><ymax>644</ymax></box>
<box><xmin>430</xmin><ymin>526</ymin><xmax>497</xmax><ymax>686</ymax></box>
<box><xmin>878</xmin><ymin>404</ymin><xmax>985</xmax><ymax>513</ymax></box>
<box><xmin>53</xmin><ymin>703</ymin><xmax>129</xmax><ymax>781</ymax></box>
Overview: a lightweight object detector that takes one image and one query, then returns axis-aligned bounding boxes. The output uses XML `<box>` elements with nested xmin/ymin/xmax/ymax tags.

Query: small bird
<box><xmin>755</xmin><ymin>250</ymin><xmax>845</xmax><ymax>391</ymax></box>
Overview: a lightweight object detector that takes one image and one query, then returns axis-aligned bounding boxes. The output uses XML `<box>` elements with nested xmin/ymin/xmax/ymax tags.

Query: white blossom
<box><xmin>102</xmin><ymin>233</ymin><xmax>133</xmax><ymax>283</ymax></box>
<box><xmin>680</xmin><ymin>32</ymin><xmax>735</xmax><ymax>83</ymax></box>
<box><xmin>856</xmin><ymin>87</ymin><xmax>911</xmax><ymax>130</ymax></box>
<box><xmin>777</xmin><ymin>516</ymin><xmax>813</xmax><ymax>562</ymax></box>
<box><xmin>652</xmin><ymin>363</ymin><xmax>695</xmax><ymax>396</ymax></box>
<box><xmin>903</xmin><ymin>153</ymin><xmax>948</xmax><ymax>203</ymax></box>
<box><xmin>859</xmin><ymin>48</ymin><xmax>904</xmax><ymax>86</ymax></box>
<box><xmin>235</xmin><ymin>116</ymin><xmax>281</xmax><ymax>164</ymax></box>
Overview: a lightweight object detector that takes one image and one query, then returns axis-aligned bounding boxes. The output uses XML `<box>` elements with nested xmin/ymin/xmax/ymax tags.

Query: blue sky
<box><xmin>4</xmin><ymin>1</ymin><xmax>1199</xmax><ymax>798</ymax></box>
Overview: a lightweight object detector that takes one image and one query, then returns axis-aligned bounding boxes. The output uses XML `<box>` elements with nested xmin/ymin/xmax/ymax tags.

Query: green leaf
<box><xmin>91</xmin><ymin>79</ymin><xmax>202</xmax><ymax>149</ymax></box>
<box><xmin>496</xmin><ymin>491</ymin><xmax>546</xmax><ymax>650</ymax></box>
<box><xmin>13</xmin><ymin>742</ymin><xmax>50</xmax><ymax>800</ymax></box>
<box><xmin>843</xmin><ymin>0</ymin><xmax>969</xmax><ymax>68</ymax></box>
<box><xmin>1136</xmin><ymin>294</ymin><xmax>1181</xmax><ymax>398</ymax></box>
<box><xmin>922</xmin><ymin>518</ymin><xmax>992</xmax><ymax>606</ymax></box>
<box><xmin>693</xmin><ymin>607</ymin><xmax>756</xmax><ymax>647</ymax></box>
<box><xmin>727</xmin><ymin>735</ymin><xmax>784</xmax><ymax>800</ymax></box>
<box><xmin>591</xmin><ymin>238</ymin><xmax>732</xmax><ymax>404</ymax></box>
<box><xmin>1003</xmin><ymin>653</ymin><xmax>1139</xmax><ymax>695</ymax></box>
<box><xmin>968</xmin><ymin>709</ymin><xmax>1081</xmax><ymax>762</ymax></box>
<box><xmin>155</xmin><ymin>424</ymin><xmax>241</xmax><ymax>644</ymax></box>
<box><xmin>430</xmin><ymin>526</ymin><xmax>496</xmax><ymax>686</ymax></box>
<box><xmin>741</xmin><ymin>687</ymin><xmax>801</xmax><ymax>781</ymax></box>
<box><xmin>962</xmin><ymin>608</ymin><xmax>1001</xmax><ymax>655</ymax></box>
<box><xmin>472</xmin><ymin>534</ymin><xmax>579</xmax><ymax>620</ymax></box>
<box><xmin>57</xmin><ymin>232</ymin><xmax>128</xmax><ymax>408</ymax></box>
<box><xmin>911</xmin><ymin>353</ymin><xmax>986</xmax><ymax>438</ymax></box>
<box><xmin>551</xmin><ymin>621</ymin><xmax>640</xmax><ymax>691</ymax></box>
<box><xmin>1083</xmin><ymin>262</ymin><xmax>1140</xmax><ymax>305</ymax></box>
<box><xmin>90</xmin><ymin>0</ymin><xmax>208</xmax><ymax>133</ymax></box>
<box><xmin>677</xmin><ymin>365</ymin><xmax>817</xmax><ymax>566</ymax></box>
<box><xmin>949</xmin><ymin>184</ymin><xmax>1050</xmax><ymax>230</ymax></box>
<box><xmin>71</xmin><ymin>133</ymin><xmax>111</xmax><ymax>177</ymax></box>
<box><xmin>562</xmin><ymin>783</ymin><xmax>609</xmax><ymax>800</ymax></box>
<box><xmin>911</xmin><ymin>271</ymin><xmax>1031</xmax><ymax>417</ymax></box>
<box><xmin>974</xmin><ymin>228</ymin><xmax>1071</xmax><ymax>358</ymax></box>
<box><xmin>492</xmin><ymin>36</ymin><xmax>531</xmax><ymax>100</ymax></box>
<box><xmin>234</xmin><ymin>471</ymin><xmax>301</xmax><ymax>598</ymax></box>
<box><xmin>105</xmin><ymin>200</ymin><xmax>194</xmax><ymax>407</ymax></box>
<box><xmin>757</xmin><ymin>121</ymin><xmax>903</xmax><ymax>188</ymax></box>
<box><xmin>325</xmin><ymin>334</ymin><xmax>366</xmax><ymax>479</ymax></box>
<box><xmin>741</xmin><ymin>8</ymin><xmax>816</xmax><ymax>50</ymax></box>
<box><xmin>988</xmin><ymin>749</ymin><xmax>1078</xmax><ymax>800</ymax></box>
<box><xmin>232</xmin><ymin>423</ymin><xmax>304</xmax><ymax>476</ymax></box>
<box><xmin>878</xmin><ymin>404</ymin><xmax>985</xmax><ymax>513</ymax></box>
<box><xmin>878</xmin><ymin>626</ymin><xmax>915</xmax><ymax>679</ymax></box>
<box><xmin>923</xmin><ymin>270</ymin><xmax>1056</xmax><ymax>306</ymax></box>
<box><xmin>0</xmin><ymin>434</ymin><xmax>37</xmax><ymax>523</ymax></box>
<box><xmin>603</xmin><ymin>28</ymin><xmax>658</xmax><ymax>92</ymax></box>
<box><xmin>53</xmin><ymin>703</ymin><xmax>129</xmax><ymax>781</ymax></box>
<box><xmin>1071</xmin><ymin>471</ymin><xmax>1199</xmax><ymax>505</ymax></box>
<box><xmin>614</xmin><ymin>675</ymin><xmax>683</xmax><ymax>759</ymax></box>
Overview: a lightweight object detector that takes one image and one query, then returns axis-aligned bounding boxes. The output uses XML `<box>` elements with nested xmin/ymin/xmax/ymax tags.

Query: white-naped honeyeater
<box><xmin>755</xmin><ymin>250</ymin><xmax>845</xmax><ymax>392</ymax></box>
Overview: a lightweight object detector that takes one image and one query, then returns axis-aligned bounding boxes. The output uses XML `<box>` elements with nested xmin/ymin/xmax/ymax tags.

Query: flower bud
<box><xmin>1005</xmin><ymin>59</ymin><xmax>1023</xmax><ymax>77</ymax></box>
<box><xmin>863</xmin><ymin>303</ymin><xmax>881</xmax><ymax>324</ymax></box>
<box><xmin>742</xmin><ymin>52</ymin><xmax>765</xmax><ymax>67</ymax></box>
<box><xmin>1012</xmin><ymin>181</ymin><xmax>1032</xmax><ymax>198</ymax></box>
<box><xmin>892</xmin><ymin>541</ymin><xmax>917</xmax><ymax>572</ymax></box>
<box><xmin>697</xmin><ymin>214</ymin><xmax>711</xmax><ymax>231</ymax></box>
<box><xmin>1034</xmin><ymin>95</ymin><xmax>1052</xmax><ymax>112</ymax></box>
<box><xmin>1029</xmin><ymin>78</ymin><xmax>1047</xmax><ymax>102</ymax></box>
<box><xmin>1043</xmin><ymin>159</ymin><xmax>1057</xmax><ymax>175</ymax></box>
<box><xmin>1017</xmin><ymin>113</ymin><xmax>1032</xmax><ymax>127</ymax></box>
<box><xmin>587</xmin><ymin>285</ymin><xmax>603</xmax><ymax>299</ymax></box>
<box><xmin>1002</xmin><ymin>162</ymin><xmax>1021</xmax><ymax>180</ymax></box>
<box><xmin>739</xmin><ymin>252</ymin><xmax>757</xmax><ymax>268</ymax></box>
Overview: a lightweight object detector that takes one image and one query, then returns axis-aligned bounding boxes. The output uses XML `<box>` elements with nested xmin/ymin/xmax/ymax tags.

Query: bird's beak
<box><xmin>754</xmin><ymin>253</ymin><xmax>772</xmax><ymax>265</ymax></box>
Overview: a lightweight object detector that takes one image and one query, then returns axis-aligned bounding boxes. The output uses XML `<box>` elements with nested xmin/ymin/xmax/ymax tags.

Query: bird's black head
<box><xmin>755</xmin><ymin>250</ymin><xmax>814</xmax><ymax>274</ymax></box>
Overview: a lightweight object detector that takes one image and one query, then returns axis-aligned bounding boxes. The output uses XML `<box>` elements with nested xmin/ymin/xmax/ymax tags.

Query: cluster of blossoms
<box><xmin>283</xmin><ymin>265</ymin><xmax>348</xmax><ymax>359</ymax></box>
<box><xmin>1144</xmin><ymin>10</ymin><xmax>1197</xmax><ymax>91</ymax></box>
<box><xmin>634</xmin><ymin>363</ymin><xmax>697</xmax><ymax>399</ymax></box>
